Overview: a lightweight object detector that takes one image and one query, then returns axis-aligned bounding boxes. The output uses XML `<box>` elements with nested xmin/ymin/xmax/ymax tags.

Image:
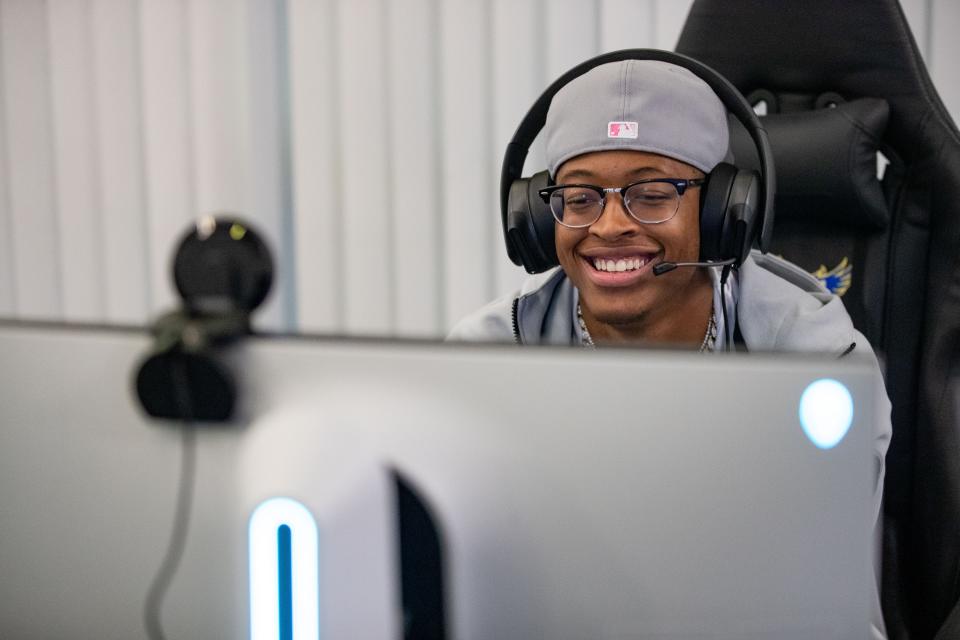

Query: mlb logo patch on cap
<box><xmin>608</xmin><ymin>121</ymin><xmax>638</xmax><ymax>139</ymax></box>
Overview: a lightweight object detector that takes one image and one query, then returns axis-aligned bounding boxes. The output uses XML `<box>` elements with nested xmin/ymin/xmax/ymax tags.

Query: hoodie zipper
<box><xmin>511</xmin><ymin>297</ymin><xmax>521</xmax><ymax>344</ymax></box>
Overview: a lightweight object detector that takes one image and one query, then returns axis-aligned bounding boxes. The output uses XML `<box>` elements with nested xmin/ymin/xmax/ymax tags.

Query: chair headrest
<box><xmin>676</xmin><ymin>0</ymin><xmax>959</xmax><ymax>163</ymax></box>
<box><xmin>729</xmin><ymin>98</ymin><xmax>890</xmax><ymax>231</ymax></box>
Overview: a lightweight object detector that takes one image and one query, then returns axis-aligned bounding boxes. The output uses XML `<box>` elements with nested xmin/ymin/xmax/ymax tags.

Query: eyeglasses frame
<box><xmin>538</xmin><ymin>177</ymin><xmax>707</xmax><ymax>228</ymax></box>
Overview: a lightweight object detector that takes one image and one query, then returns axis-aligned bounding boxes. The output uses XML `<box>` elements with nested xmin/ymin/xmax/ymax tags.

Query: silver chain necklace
<box><xmin>577</xmin><ymin>303</ymin><xmax>716</xmax><ymax>352</ymax></box>
<box><xmin>698</xmin><ymin>309</ymin><xmax>718</xmax><ymax>352</ymax></box>
<box><xmin>576</xmin><ymin>303</ymin><xmax>596</xmax><ymax>348</ymax></box>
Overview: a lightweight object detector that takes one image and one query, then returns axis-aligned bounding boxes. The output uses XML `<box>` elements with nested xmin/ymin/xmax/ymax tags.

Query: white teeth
<box><xmin>591</xmin><ymin>257</ymin><xmax>648</xmax><ymax>272</ymax></box>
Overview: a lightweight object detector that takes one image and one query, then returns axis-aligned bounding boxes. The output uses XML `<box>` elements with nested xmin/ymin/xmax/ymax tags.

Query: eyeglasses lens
<box><xmin>623</xmin><ymin>183</ymin><xmax>680</xmax><ymax>223</ymax></box>
<box><xmin>550</xmin><ymin>188</ymin><xmax>602</xmax><ymax>227</ymax></box>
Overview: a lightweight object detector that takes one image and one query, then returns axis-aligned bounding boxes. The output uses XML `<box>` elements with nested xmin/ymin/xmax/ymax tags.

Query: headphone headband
<box><xmin>500</xmin><ymin>49</ymin><xmax>776</xmax><ymax>257</ymax></box>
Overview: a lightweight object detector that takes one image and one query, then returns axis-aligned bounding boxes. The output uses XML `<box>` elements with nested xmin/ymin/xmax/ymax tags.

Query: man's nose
<box><xmin>589</xmin><ymin>193</ymin><xmax>639</xmax><ymax>238</ymax></box>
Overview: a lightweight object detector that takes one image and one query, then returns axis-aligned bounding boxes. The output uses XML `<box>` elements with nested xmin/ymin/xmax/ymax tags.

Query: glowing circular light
<box><xmin>799</xmin><ymin>378</ymin><xmax>854</xmax><ymax>449</ymax></box>
<box><xmin>229</xmin><ymin>223</ymin><xmax>247</xmax><ymax>241</ymax></box>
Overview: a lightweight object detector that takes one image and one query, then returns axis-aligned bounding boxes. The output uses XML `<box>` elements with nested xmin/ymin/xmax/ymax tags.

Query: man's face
<box><xmin>554</xmin><ymin>149</ymin><xmax>706</xmax><ymax>331</ymax></box>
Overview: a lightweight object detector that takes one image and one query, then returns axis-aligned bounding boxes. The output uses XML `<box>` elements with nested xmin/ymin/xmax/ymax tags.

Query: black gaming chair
<box><xmin>676</xmin><ymin>2</ymin><xmax>960</xmax><ymax>638</ymax></box>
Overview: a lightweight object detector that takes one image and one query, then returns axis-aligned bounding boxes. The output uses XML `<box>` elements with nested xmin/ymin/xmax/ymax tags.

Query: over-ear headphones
<box><xmin>501</xmin><ymin>49</ymin><xmax>775</xmax><ymax>274</ymax></box>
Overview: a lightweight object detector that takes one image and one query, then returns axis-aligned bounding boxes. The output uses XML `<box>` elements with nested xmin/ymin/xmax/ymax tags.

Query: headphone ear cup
<box><xmin>726</xmin><ymin>169</ymin><xmax>762</xmax><ymax>265</ymax></box>
<box><xmin>699</xmin><ymin>162</ymin><xmax>737</xmax><ymax>262</ymax></box>
<box><xmin>504</xmin><ymin>171</ymin><xmax>558</xmax><ymax>273</ymax></box>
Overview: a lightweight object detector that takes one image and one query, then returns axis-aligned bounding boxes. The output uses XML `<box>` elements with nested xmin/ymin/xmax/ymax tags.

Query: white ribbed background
<box><xmin>0</xmin><ymin>0</ymin><xmax>954</xmax><ymax>336</ymax></box>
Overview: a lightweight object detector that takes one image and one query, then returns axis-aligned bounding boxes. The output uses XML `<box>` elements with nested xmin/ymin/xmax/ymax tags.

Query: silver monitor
<box><xmin>0</xmin><ymin>322</ymin><xmax>877</xmax><ymax>639</ymax></box>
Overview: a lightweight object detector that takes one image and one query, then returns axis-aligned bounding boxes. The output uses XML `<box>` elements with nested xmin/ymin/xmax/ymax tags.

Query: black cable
<box><xmin>143</xmin><ymin>357</ymin><xmax>198</xmax><ymax>640</ymax></box>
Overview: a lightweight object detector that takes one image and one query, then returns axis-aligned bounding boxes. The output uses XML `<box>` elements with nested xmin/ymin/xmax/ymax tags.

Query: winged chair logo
<box><xmin>812</xmin><ymin>257</ymin><xmax>852</xmax><ymax>296</ymax></box>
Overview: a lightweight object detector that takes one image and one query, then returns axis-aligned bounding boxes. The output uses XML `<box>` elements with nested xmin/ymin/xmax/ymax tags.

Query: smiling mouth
<box><xmin>590</xmin><ymin>256</ymin><xmax>652</xmax><ymax>273</ymax></box>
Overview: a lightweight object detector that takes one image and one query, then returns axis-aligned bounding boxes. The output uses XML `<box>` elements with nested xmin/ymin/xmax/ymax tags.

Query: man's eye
<box><xmin>632</xmin><ymin>192</ymin><xmax>672</xmax><ymax>204</ymax></box>
<box><xmin>565</xmin><ymin>193</ymin><xmax>596</xmax><ymax>208</ymax></box>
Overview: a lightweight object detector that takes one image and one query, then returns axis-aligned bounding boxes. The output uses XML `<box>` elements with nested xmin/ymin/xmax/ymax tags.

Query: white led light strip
<box><xmin>249</xmin><ymin>497</ymin><xmax>320</xmax><ymax>640</ymax></box>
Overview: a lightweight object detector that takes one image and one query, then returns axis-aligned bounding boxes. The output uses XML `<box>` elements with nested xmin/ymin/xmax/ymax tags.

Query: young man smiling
<box><xmin>551</xmin><ymin>148</ymin><xmax>712</xmax><ymax>347</ymax></box>
<box><xmin>449</xmin><ymin>59</ymin><xmax>886</xmax><ymax>361</ymax></box>
<box><xmin>449</xmin><ymin>58</ymin><xmax>891</xmax><ymax>638</ymax></box>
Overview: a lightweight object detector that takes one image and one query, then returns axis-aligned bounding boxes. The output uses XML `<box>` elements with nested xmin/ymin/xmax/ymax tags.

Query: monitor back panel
<box><xmin>0</xmin><ymin>323</ymin><xmax>877</xmax><ymax>639</ymax></box>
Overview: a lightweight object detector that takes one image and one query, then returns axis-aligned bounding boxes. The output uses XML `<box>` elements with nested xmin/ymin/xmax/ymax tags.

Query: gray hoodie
<box><xmin>450</xmin><ymin>250</ymin><xmax>892</xmax><ymax>638</ymax></box>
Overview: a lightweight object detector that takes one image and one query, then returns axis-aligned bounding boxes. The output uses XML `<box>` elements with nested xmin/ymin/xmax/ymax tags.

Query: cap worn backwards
<box><xmin>544</xmin><ymin>59</ymin><xmax>730</xmax><ymax>177</ymax></box>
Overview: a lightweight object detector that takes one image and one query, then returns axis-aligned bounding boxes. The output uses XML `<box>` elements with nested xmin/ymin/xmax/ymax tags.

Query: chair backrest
<box><xmin>676</xmin><ymin>2</ymin><xmax>960</xmax><ymax>638</ymax></box>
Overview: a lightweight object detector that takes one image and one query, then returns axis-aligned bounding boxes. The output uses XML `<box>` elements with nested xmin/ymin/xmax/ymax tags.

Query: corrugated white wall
<box><xmin>0</xmin><ymin>0</ymin><xmax>955</xmax><ymax>336</ymax></box>
<box><xmin>287</xmin><ymin>0</ymin><xmax>692</xmax><ymax>336</ymax></box>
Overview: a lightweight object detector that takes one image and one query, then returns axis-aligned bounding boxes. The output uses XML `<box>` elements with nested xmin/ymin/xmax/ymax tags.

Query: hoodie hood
<box><xmin>738</xmin><ymin>252</ymin><xmax>859</xmax><ymax>355</ymax></box>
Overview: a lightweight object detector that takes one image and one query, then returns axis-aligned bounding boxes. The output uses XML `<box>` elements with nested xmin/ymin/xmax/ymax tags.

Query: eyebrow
<box><xmin>558</xmin><ymin>166</ymin><xmax>666</xmax><ymax>182</ymax></box>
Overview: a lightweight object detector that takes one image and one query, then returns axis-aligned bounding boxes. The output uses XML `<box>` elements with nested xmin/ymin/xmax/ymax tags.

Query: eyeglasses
<box><xmin>538</xmin><ymin>178</ymin><xmax>706</xmax><ymax>228</ymax></box>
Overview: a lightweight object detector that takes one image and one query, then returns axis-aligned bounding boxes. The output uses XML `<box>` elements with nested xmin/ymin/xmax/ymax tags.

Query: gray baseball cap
<box><xmin>544</xmin><ymin>59</ymin><xmax>729</xmax><ymax>177</ymax></box>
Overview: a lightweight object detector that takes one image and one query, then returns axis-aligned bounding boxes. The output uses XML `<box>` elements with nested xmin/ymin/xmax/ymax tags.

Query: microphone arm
<box><xmin>653</xmin><ymin>257</ymin><xmax>737</xmax><ymax>276</ymax></box>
